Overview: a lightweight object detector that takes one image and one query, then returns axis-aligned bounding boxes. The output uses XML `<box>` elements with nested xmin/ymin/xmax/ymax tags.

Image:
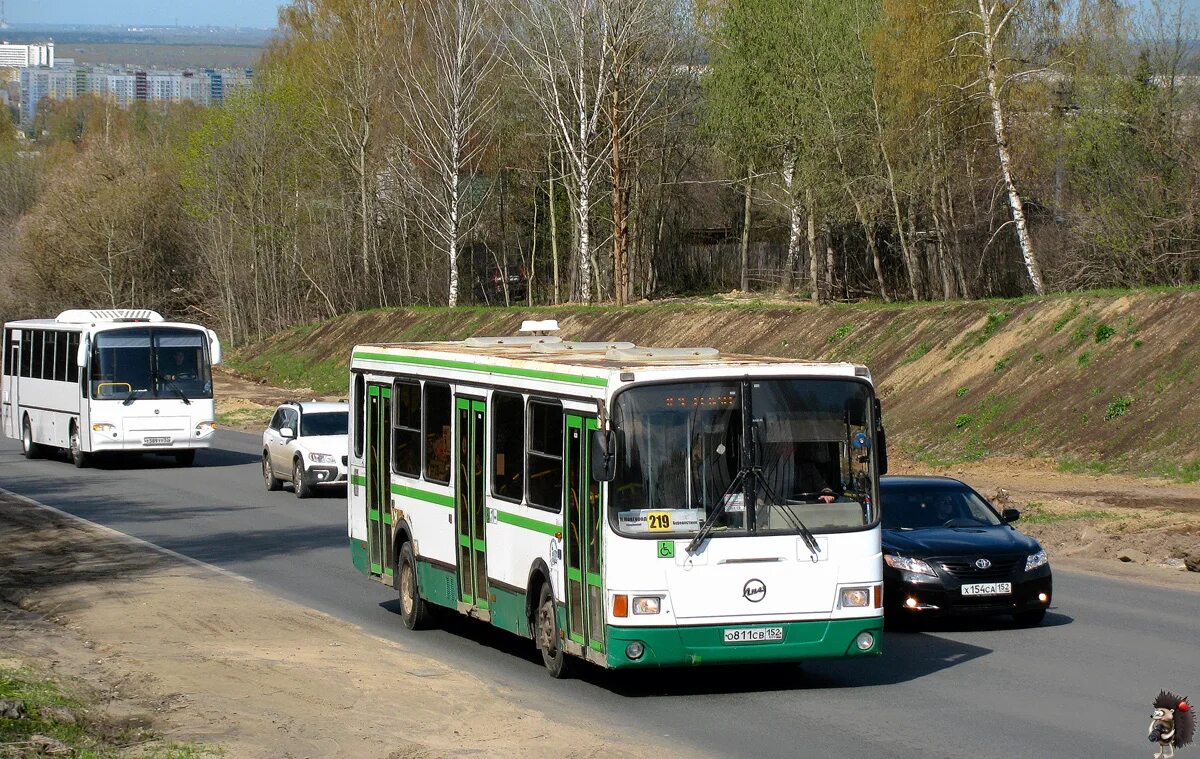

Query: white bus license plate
<box><xmin>143</xmin><ymin>436</ymin><xmax>172</xmax><ymax>446</ymax></box>
<box><xmin>723</xmin><ymin>627</ymin><xmax>783</xmax><ymax>644</ymax></box>
<box><xmin>961</xmin><ymin>582</ymin><xmax>1011</xmax><ymax>596</ymax></box>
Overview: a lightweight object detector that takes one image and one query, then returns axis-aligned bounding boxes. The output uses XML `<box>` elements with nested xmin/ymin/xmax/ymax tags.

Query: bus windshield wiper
<box><xmin>756</xmin><ymin>474</ymin><xmax>821</xmax><ymax>561</ymax></box>
<box><xmin>160</xmin><ymin>377</ymin><xmax>192</xmax><ymax>405</ymax></box>
<box><xmin>685</xmin><ymin>468</ymin><xmax>749</xmax><ymax>556</ymax></box>
<box><xmin>122</xmin><ymin>389</ymin><xmax>144</xmax><ymax>406</ymax></box>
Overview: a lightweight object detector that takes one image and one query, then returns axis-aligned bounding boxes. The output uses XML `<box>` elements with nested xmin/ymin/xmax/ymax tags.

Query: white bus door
<box><xmin>564</xmin><ymin>415</ymin><xmax>604</xmax><ymax>654</ymax></box>
<box><xmin>365</xmin><ymin>383</ymin><xmax>393</xmax><ymax>580</ymax></box>
<box><xmin>454</xmin><ymin>396</ymin><xmax>488</xmax><ymax>613</ymax></box>
<box><xmin>2</xmin><ymin>329</ymin><xmax>17</xmax><ymax>438</ymax></box>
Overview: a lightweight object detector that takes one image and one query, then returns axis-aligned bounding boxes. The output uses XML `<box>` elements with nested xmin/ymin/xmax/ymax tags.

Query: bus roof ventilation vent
<box><xmin>532</xmin><ymin>341</ymin><xmax>635</xmax><ymax>354</ymax></box>
<box><xmin>463</xmin><ymin>335</ymin><xmax>563</xmax><ymax>347</ymax></box>
<box><xmin>606</xmin><ymin>346</ymin><xmax>720</xmax><ymax>361</ymax></box>
<box><xmin>56</xmin><ymin>309</ymin><xmax>165</xmax><ymax>324</ymax></box>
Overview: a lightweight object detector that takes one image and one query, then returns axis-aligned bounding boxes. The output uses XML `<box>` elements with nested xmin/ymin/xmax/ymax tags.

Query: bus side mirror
<box><xmin>76</xmin><ymin>336</ymin><xmax>89</xmax><ymax>368</ymax></box>
<box><xmin>208</xmin><ymin>330</ymin><xmax>222</xmax><ymax>365</ymax></box>
<box><xmin>591</xmin><ymin>429</ymin><xmax>616</xmax><ymax>482</ymax></box>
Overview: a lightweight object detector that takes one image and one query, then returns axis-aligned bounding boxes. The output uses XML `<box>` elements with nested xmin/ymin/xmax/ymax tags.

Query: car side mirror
<box><xmin>591</xmin><ymin>429</ymin><xmax>616</xmax><ymax>482</ymax></box>
<box><xmin>873</xmin><ymin>398</ymin><xmax>888</xmax><ymax>476</ymax></box>
<box><xmin>1002</xmin><ymin>508</ymin><xmax>1020</xmax><ymax>523</ymax></box>
<box><xmin>281</xmin><ymin>427</ymin><xmax>295</xmax><ymax>439</ymax></box>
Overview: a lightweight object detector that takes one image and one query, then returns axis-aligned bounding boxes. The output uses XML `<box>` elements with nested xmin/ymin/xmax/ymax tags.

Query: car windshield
<box><xmin>609</xmin><ymin>378</ymin><xmax>879</xmax><ymax>537</ymax></box>
<box><xmin>881</xmin><ymin>484</ymin><xmax>1004</xmax><ymax>529</ymax></box>
<box><xmin>301</xmin><ymin>411</ymin><xmax>348</xmax><ymax>437</ymax></box>
<box><xmin>90</xmin><ymin>327</ymin><xmax>212</xmax><ymax>400</ymax></box>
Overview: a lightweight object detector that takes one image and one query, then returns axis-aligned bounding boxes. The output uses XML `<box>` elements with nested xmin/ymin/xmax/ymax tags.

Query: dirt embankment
<box><xmin>224</xmin><ymin>290</ymin><xmax>1200</xmax><ymax>478</ymax></box>
<box><xmin>0</xmin><ymin>495</ymin><xmax>679</xmax><ymax>759</ymax></box>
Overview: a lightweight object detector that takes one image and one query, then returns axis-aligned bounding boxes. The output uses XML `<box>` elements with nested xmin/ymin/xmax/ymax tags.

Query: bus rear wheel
<box><xmin>69</xmin><ymin>426</ymin><xmax>90</xmax><ymax>468</ymax></box>
<box><xmin>535</xmin><ymin>583</ymin><xmax>572</xmax><ymax>679</ymax></box>
<box><xmin>21</xmin><ymin>418</ymin><xmax>41</xmax><ymax>460</ymax></box>
<box><xmin>397</xmin><ymin>542</ymin><xmax>432</xmax><ymax>630</ymax></box>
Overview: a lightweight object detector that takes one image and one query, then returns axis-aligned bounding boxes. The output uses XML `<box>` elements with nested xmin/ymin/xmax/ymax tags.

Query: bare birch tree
<box><xmin>398</xmin><ymin>0</ymin><xmax>497</xmax><ymax>306</ymax></box>
<box><xmin>957</xmin><ymin>0</ymin><xmax>1046</xmax><ymax>294</ymax></box>
<box><xmin>504</xmin><ymin>0</ymin><xmax>612</xmax><ymax>302</ymax></box>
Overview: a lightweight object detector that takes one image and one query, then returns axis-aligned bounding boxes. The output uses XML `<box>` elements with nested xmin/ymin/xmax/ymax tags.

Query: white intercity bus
<box><xmin>348</xmin><ymin>323</ymin><xmax>888</xmax><ymax>676</ymax></box>
<box><xmin>2</xmin><ymin>309</ymin><xmax>222</xmax><ymax>467</ymax></box>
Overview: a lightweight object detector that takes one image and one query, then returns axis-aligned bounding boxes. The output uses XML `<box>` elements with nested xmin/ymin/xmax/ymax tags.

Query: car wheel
<box><xmin>1014</xmin><ymin>609</ymin><xmax>1046</xmax><ymax>627</ymax></box>
<box><xmin>397</xmin><ymin>542</ymin><xmax>433</xmax><ymax>630</ymax></box>
<box><xmin>174</xmin><ymin>450</ymin><xmax>196</xmax><ymax>467</ymax></box>
<box><xmin>293</xmin><ymin>460</ymin><xmax>311</xmax><ymax>499</ymax></box>
<box><xmin>69</xmin><ymin>426</ymin><xmax>90</xmax><ymax>468</ymax></box>
<box><xmin>535</xmin><ymin>583</ymin><xmax>571</xmax><ymax>679</ymax></box>
<box><xmin>263</xmin><ymin>453</ymin><xmax>282</xmax><ymax>491</ymax></box>
<box><xmin>21</xmin><ymin>417</ymin><xmax>41</xmax><ymax>460</ymax></box>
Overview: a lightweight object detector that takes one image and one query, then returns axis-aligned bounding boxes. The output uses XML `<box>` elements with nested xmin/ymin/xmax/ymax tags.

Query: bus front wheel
<box><xmin>21</xmin><ymin>418</ymin><xmax>41</xmax><ymax>460</ymax></box>
<box><xmin>397</xmin><ymin>542</ymin><xmax>432</xmax><ymax>630</ymax></box>
<box><xmin>535</xmin><ymin>583</ymin><xmax>572</xmax><ymax>679</ymax></box>
<box><xmin>69</xmin><ymin>426</ymin><xmax>90</xmax><ymax>468</ymax></box>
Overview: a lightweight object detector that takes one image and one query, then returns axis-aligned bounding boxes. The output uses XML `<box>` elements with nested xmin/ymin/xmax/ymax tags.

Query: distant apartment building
<box><xmin>0</xmin><ymin>41</ymin><xmax>54</xmax><ymax>69</ymax></box>
<box><xmin>17</xmin><ymin>56</ymin><xmax>252</xmax><ymax>124</ymax></box>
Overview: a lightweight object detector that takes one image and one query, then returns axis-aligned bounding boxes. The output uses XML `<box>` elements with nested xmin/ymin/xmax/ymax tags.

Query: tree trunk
<box><xmin>806</xmin><ymin>188</ymin><xmax>819</xmax><ymax>303</ymax></box>
<box><xmin>851</xmin><ymin>197</ymin><xmax>888</xmax><ymax>301</ymax></box>
<box><xmin>782</xmin><ymin>158</ymin><xmax>803</xmax><ymax>293</ymax></box>
<box><xmin>740</xmin><ymin>167</ymin><xmax>753</xmax><ymax>292</ymax></box>
<box><xmin>979</xmin><ymin>0</ymin><xmax>1045</xmax><ymax>294</ymax></box>
<box><xmin>549</xmin><ymin>151</ymin><xmax>560</xmax><ymax>305</ymax></box>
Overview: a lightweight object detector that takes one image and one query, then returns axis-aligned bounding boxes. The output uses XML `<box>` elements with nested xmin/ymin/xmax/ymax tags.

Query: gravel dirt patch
<box><xmin>0</xmin><ymin>495</ymin><xmax>680</xmax><ymax>759</ymax></box>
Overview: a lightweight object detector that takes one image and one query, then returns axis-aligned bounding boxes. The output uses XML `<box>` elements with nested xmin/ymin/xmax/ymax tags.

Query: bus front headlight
<box><xmin>632</xmin><ymin>596</ymin><xmax>661</xmax><ymax>615</ymax></box>
<box><xmin>92</xmin><ymin>423</ymin><xmax>116</xmax><ymax>433</ymax></box>
<box><xmin>839</xmin><ymin>587</ymin><xmax>871</xmax><ymax>608</ymax></box>
<box><xmin>195</xmin><ymin>421</ymin><xmax>217</xmax><ymax>435</ymax></box>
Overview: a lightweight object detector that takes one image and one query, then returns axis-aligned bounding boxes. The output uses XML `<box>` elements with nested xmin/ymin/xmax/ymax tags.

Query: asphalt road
<box><xmin>1</xmin><ymin>430</ymin><xmax>1197</xmax><ymax>758</ymax></box>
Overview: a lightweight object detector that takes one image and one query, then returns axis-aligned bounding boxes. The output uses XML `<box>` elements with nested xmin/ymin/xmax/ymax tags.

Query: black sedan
<box><xmin>880</xmin><ymin>475</ymin><xmax>1052</xmax><ymax>626</ymax></box>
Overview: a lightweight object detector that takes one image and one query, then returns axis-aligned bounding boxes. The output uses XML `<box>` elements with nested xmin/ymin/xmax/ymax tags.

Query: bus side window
<box><xmin>352</xmin><ymin>373</ymin><xmax>365</xmax><ymax>459</ymax></box>
<box><xmin>30</xmin><ymin>330</ymin><xmax>44</xmax><ymax>380</ymax></box>
<box><xmin>20</xmin><ymin>330</ymin><xmax>32</xmax><ymax>378</ymax></box>
<box><xmin>423</xmin><ymin>383</ymin><xmax>451</xmax><ymax>484</ymax></box>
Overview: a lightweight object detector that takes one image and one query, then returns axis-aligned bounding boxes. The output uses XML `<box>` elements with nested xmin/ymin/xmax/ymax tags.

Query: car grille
<box><xmin>937</xmin><ymin>556</ymin><xmax>1023</xmax><ymax>581</ymax></box>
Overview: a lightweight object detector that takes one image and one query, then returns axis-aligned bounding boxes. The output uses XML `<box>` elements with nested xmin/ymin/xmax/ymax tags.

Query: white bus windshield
<box><xmin>610</xmin><ymin>379</ymin><xmax>878</xmax><ymax>537</ymax></box>
<box><xmin>90</xmin><ymin>328</ymin><xmax>213</xmax><ymax>401</ymax></box>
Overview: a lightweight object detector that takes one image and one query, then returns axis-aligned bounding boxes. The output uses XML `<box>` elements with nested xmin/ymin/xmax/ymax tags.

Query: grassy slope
<box><xmin>225</xmin><ymin>290</ymin><xmax>1200</xmax><ymax>479</ymax></box>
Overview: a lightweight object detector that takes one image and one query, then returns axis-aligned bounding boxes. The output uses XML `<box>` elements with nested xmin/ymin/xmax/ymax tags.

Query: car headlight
<box><xmin>884</xmin><ymin>554</ymin><xmax>938</xmax><ymax>577</ymax></box>
<box><xmin>839</xmin><ymin>587</ymin><xmax>871</xmax><ymax>608</ymax></box>
<box><xmin>1025</xmin><ymin>549</ymin><xmax>1048</xmax><ymax>572</ymax></box>
<box><xmin>308</xmin><ymin>452</ymin><xmax>336</xmax><ymax>464</ymax></box>
<box><xmin>632</xmin><ymin>596</ymin><xmax>661</xmax><ymax>615</ymax></box>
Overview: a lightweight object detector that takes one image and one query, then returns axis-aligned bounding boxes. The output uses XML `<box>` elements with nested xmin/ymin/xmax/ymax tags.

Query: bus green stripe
<box><xmin>352</xmin><ymin>351</ymin><xmax>609</xmax><ymax>388</ymax></box>
<box><xmin>391</xmin><ymin>483</ymin><xmax>454</xmax><ymax>508</ymax></box>
<box><xmin>496</xmin><ymin>510</ymin><xmax>559</xmax><ymax>536</ymax></box>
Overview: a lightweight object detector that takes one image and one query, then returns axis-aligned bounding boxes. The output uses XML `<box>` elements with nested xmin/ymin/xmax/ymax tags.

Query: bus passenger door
<box><xmin>455</xmin><ymin>396</ymin><xmax>488</xmax><ymax>612</ymax></box>
<box><xmin>2</xmin><ymin>329</ymin><xmax>17</xmax><ymax>438</ymax></box>
<box><xmin>365</xmin><ymin>384</ymin><xmax>393</xmax><ymax>580</ymax></box>
<box><xmin>564</xmin><ymin>415</ymin><xmax>604</xmax><ymax>654</ymax></box>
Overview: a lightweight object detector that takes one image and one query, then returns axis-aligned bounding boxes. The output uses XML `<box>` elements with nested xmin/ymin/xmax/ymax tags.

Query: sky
<box><xmin>4</xmin><ymin>1</ymin><xmax>286</xmax><ymax>29</ymax></box>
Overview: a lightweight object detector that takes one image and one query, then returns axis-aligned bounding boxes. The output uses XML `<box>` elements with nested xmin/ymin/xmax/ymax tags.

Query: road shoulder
<box><xmin>0</xmin><ymin>493</ymin><xmax>670</xmax><ymax>759</ymax></box>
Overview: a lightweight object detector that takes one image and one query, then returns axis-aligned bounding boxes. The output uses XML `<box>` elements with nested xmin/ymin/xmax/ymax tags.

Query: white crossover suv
<box><xmin>262</xmin><ymin>401</ymin><xmax>349</xmax><ymax>498</ymax></box>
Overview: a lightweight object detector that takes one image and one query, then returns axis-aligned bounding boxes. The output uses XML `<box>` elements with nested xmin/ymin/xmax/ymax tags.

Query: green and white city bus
<box><xmin>348</xmin><ymin>324</ymin><xmax>887</xmax><ymax>676</ymax></box>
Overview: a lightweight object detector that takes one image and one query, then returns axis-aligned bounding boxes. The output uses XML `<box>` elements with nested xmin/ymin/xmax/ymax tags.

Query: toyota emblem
<box><xmin>975</xmin><ymin>558</ymin><xmax>992</xmax><ymax>570</ymax></box>
<box><xmin>742</xmin><ymin>578</ymin><xmax>766</xmax><ymax>603</ymax></box>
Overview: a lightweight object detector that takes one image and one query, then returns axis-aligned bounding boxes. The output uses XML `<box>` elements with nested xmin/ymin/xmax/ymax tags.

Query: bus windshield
<box><xmin>609</xmin><ymin>378</ymin><xmax>878</xmax><ymax>537</ymax></box>
<box><xmin>90</xmin><ymin>328</ymin><xmax>213</xmax><ymax>401</ymax></box>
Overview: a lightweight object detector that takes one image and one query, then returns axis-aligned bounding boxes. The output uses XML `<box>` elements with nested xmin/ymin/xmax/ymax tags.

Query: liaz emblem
<box><xmin>742</xmin><ymin>578</ymin><xmax>766</xmax><ymax>603</ymax></box>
